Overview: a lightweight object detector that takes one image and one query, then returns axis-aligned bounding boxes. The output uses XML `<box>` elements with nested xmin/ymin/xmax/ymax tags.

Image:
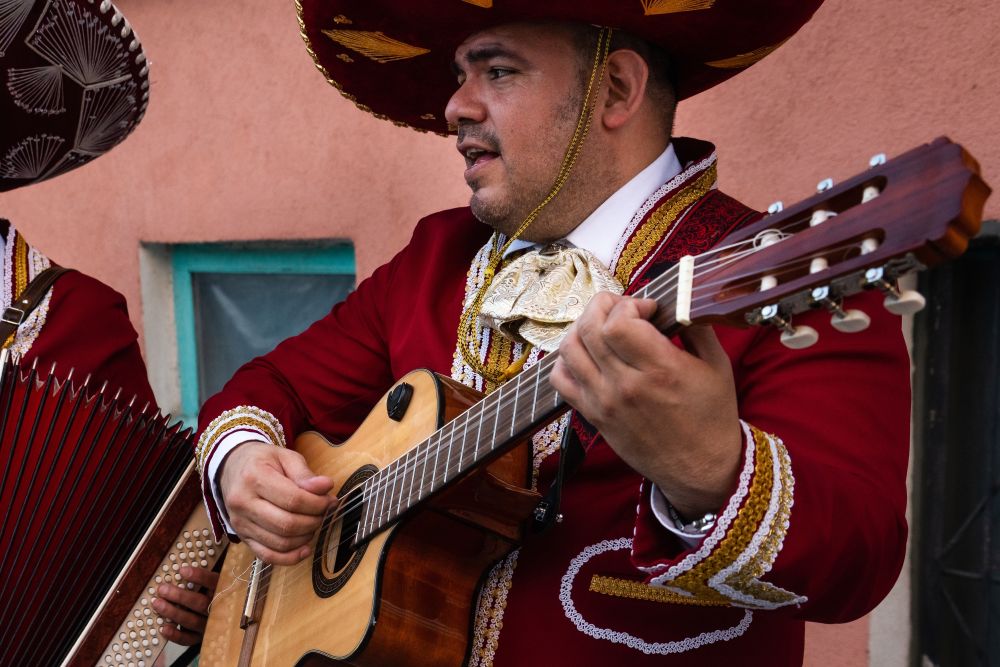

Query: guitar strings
<box><xmin>238</xmin><ymin>233</ymin><xmax>873</xmax><ymax>602</ymax></box>
<box><xmin>308</xmin><ymin>235</ymin><xmax>866</xmax><ymax>538</ymax></box>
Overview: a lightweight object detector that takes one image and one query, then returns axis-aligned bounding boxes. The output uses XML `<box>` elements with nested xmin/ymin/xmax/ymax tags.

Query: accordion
<box><xmin>0</xmin><ymin>351</ymin><xmax>227</xmax><ymax>666</ymax></box>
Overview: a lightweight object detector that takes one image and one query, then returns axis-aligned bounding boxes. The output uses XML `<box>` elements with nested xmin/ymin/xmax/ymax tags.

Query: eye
<box><xmin>488</xmin><ymin>67</ymin><xmax>515</xmax><ymax>80</ymax></box>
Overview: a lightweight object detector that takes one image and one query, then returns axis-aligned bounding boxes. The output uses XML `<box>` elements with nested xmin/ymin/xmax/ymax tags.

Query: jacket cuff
<box><xmin>195</xmin><ymin>405</ymin><xmax>286</xmax><ymax>540</ymax></box>
<box><xmin>631</xmin><ymin>420</ymin><xmax>806</xmax><ymax>609</ymax></box>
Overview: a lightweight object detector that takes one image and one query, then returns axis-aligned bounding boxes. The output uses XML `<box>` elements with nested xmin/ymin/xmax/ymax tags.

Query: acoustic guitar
<box><xmin>201</xmin><ymin>137</ymin><xmax>990</xmax><ymax>666</ymax></box>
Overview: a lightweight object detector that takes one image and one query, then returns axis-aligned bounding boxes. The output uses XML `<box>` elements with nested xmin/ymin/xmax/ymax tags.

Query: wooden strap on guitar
<box><xmin>0</xmin><ymin>265</ymin><xmax>71</xmax><ymax>344</ymax></box>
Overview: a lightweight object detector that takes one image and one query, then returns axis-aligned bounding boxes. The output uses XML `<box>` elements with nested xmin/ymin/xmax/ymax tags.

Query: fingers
<box><xmin>177</xmin><ymin>564</ymin><xmax>220</xmax><ymax>592</ymax></box>
<box><xmin>677</xmin><ymin>323</ymin><xmax>731</xmax><ymax>369</ymax></box>
<box><xmin>159</xmin><ymin>623</ymin><xmax>202</xmax><ymax>646</ymax></box>
<box><xmin>245</xmin><ymin>536</ymin><xmax>312</xmax><ymax>565</ymax></box>
<box><xmin>221</xmin><ymin>443</ymin><xmax>336</xmax><ymax>562</ymax></box>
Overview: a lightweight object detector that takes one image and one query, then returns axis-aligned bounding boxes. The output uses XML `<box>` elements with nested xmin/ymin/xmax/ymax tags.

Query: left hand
<box><xmin>151</xmin><ymin>565</ymin><xmax>220</xmax><ymax>645</ymax></box>
<box><xmin>550</xmin><ymin>292</ymin><xmax>743</xmax><ymax>518</ymax></box>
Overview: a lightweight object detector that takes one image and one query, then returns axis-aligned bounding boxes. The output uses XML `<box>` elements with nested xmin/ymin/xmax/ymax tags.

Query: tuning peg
<box><xmin>811</xmin><ymin>286</ymin><xmax>871</xmax><ymax>332</ymax></box>
<box><xmin>780</xmin><ymin>325</ymin><xmax>820</xmax><ymax>349</ymax></box>
<box><xmin>831</xmin><ymin>309</ymin><xmax>872</xmax><ymax>333</ymax></box>
<box><xmin>884</xmin><ymin>290</ymin><xmax>926</xmax><ymax>315</ymax></box>
<box><xmin>767</xmin><ymin>201</ymin><xmax>784</xmax><ymax>215</ymax></box>
<box><xmin>817</xmin><ymin>178</ymin><xmax>834</xmax><ymax>193</ymax></box>
<box><xmin>869</xmin><ymin>153</ymin><xmax>887</xmax><ymax>168</ymax></box>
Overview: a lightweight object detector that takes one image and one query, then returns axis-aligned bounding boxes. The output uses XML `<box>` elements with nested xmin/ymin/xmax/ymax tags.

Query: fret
<box><xmin>474</xmin><ymin>398</ymin><xmax>486</xmax><ymax>461</ymax></box>
<box><xmin>394</xmin><ymin>449</ymin><xmax>409</xmax><ymax>518</ymax></box>
<box><xmin>510</xmin><ymin>378</ymin><xmax>520</xmax><ymax>437</ymax></box>
<box><xmin>431</xmin><ymin>429</ymin><xmax>443</xmax><ymax>495</ymax></box>
<box><xmin>442</xmin><ymin>418</ymin><xmax>455</xmax><ymax>485</ymax></box>
<box><xmin>458</xmin><ymin>410</ymin><xmax>469</xmax><ymax>478</ymax></box>
<box><xmin>372</xmin><ymin>468</ymin><xmax>386</xmax><ymax>534</ymax></box>
<box><xmin>360</xmin><ymin>479</ymin><xmax>372</xmax><ymax>540</ymax></box>
<box><xmin>405</xmin><ymin>445</ymin><xmax>418</xmax><ymax>513</ymax></box>
<box><xmin>418</xmin><ymin>432</ymin><xmax>429</xmax><ymax>502</ymax></box>
<box><xmin>531</xmin><ymin>364</ymin><xmax>540</xmax><ymax>423</ymax></box>
<box><xmin>490</xmin><ymin>384</ymin><xmax>502</xmax><ymax>452</ymax></box>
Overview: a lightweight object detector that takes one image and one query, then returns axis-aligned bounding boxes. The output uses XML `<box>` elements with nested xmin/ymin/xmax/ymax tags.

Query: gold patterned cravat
<box><xmin>478</xmin><ymin>243</ymin><xmax>625</xmax><ymax>352</ymax></box>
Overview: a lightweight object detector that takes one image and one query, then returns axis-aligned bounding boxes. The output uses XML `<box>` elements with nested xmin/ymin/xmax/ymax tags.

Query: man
<box><xmin>0</xmin><ymin>0</ymin><xmax>216</xmax><ymax>654</ymax></box>
<box><xmin>197</xmin><ymin>2</ymin><xmax>909</xmax><ymax>664</ymax></box>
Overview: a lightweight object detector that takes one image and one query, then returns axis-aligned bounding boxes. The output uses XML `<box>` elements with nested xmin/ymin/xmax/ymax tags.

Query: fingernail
<box><xmin>179</xmin><ymin>565</ymin><xmax>191</xmax><ymax>577</ymax></box>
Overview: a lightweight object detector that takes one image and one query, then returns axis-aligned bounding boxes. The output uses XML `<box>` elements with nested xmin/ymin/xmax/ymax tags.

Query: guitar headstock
<box><xmin>676</xmin><ymin>137</ymin><xmax>991</xmax><ymax>348</ymax></box>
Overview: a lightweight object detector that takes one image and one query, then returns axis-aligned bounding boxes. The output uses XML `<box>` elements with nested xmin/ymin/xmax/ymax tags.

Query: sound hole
<box><xmin>313</xmin><ymin>464</ymin><xmax>377</xmax><ymax>598</ymax></box>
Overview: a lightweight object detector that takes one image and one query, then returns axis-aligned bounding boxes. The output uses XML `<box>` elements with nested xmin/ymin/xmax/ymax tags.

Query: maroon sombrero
<box><xmin>296</xmin><ymin>0</ymin><xmax>823</xmax><ymax>135</ymax></box>
<box><xmin>0</xmin><ymin>0</ymin><xmax>150</xmax><ymax>192</ymax></box>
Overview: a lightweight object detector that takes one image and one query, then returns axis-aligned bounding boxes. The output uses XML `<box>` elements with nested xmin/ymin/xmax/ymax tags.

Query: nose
<box><xmin>445</xmin><ymin>78</ymin><xmax>487</xmax><ymax>128</ymax></box>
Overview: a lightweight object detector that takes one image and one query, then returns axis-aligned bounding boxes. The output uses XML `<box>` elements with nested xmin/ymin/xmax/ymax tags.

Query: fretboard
<box><xmin>356</xmin><ymin>264</ymin><xmax>682</xmax><ymax>542</ymax></box>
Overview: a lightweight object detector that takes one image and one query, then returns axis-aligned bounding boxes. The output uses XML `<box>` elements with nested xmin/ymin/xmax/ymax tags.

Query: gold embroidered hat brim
<box><xmin>297</xmin><ymin>0</ymin><xmax>824</xmax><ymax>135</ymax></box>
<box><xmin>0</xmin><ymin>0</ymin><xmax>150</xmax><ymax>192</ymax></box>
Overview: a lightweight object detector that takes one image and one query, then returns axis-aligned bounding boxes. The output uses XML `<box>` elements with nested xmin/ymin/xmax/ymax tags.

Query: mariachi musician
<box><xmin>0</xmin><ymin>0</ymin><xmax>215</xmax><ymax>651</ymax></box>
<box><xmin>197</xmin><ymin>1</ymin><xmax>910</xmax><ymax>664</ymax></box>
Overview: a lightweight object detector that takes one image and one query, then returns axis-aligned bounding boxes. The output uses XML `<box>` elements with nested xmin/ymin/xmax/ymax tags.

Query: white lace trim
<box><xmin>610</xmin><ymin>151</ymin><xmax>717</xmax><ymax>276</ymax></box>
<box><xmin>645</xmin><ymin>420</ymin><xmax>757</xmax><ymax>581</ymax></box>
<box><xmin>710</xmin><ymin>432</ymin><xmax>805</xmax><ymax>609</ymax></box>
<box><xmin>467</xmin><ymin>550</ymin><xmax>520</xmax><ymax>667</ymax></box>
<box><xmin>560</xmin><ymin>537</ymin><xmax>753</xmax><ymax>654</ymax></box>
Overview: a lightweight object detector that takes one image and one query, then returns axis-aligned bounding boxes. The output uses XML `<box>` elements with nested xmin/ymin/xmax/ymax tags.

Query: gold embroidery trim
<box><xmin>294</xmin><ymin>0</ymin><xmax>443</xmax><ymax>136</ymax></box>
<box><xmin>590</xmin><ymin>575</ymin><xmax>730</xmax><ymax>606</ymax></box>
<box><xmin>462</xmin><ymin>0</ymin><xmax>493</xmax><ymax>6</ymax></box>
<box><xmin>614</xmin><ymin>163</ymin><xmax>717</xmax><ymax>285</ymax></box>
<box><xmin>4</xmin><ymin>233</ymin><xmax>30</xmax><ymax>349</ymax></box>
<box><xmin>195</xmin><ymin>406</ymin><xmax>286</xmax><ymax>474</ymax></box>
<box><xmin>718</xmin><ymin>438</ymin><xmax>798</xmax><ymax>605</ymax></box>
<box><xmin>640</xmin><ymin>0</ymin><xmax>715</xmax><ymax>15</ymax></box>
<box><xmin>322</xmin><ymin>29</ymin><xmax>430</xmax><ymax>63</ymax></box>
<box><xmin>707</xmin><ymin>40</ymin><xmax>789</xmax><ymax>69</ymax></box>
<box><xmin>666</xmin><ymin>426</ymin><xmax>775</xmax><ymax>602</ymax></box>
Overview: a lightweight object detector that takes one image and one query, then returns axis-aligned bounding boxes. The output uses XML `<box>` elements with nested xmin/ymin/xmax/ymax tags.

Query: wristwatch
<box><xmin>666</xmin><ymin>502</ymin><xmax>717</xmax><ymax>536</ymax></box>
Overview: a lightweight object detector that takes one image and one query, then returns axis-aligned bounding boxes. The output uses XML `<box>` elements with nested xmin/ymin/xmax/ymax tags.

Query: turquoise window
<box><xmin>172</xmin><ymin>243</ymin><xmax>355</xmax><ymax>424</ymax></box>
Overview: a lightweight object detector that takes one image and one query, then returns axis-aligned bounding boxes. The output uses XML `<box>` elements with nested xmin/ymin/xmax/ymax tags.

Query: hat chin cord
<box><xmin>458</xmin><ymin>26</ymin><xmax>614</xmax><ymax>386</ymax></box>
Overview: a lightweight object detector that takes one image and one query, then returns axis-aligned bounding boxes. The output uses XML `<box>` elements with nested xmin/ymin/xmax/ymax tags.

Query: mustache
<box><xmin>456</xmin><ymin>125</ymin><xmax>502</xmax><ymax>154</ymax></box>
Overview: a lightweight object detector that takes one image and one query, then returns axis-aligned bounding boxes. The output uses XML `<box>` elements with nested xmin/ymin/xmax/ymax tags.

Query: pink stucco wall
<box><xmin>0</xmin><ymin>0</ymin><xmax>469</xmax><ymax>323</ymax></box>
<box><xmin>2</xmin><ymin>0</ymin><xmax>995</xmax><ymax>662</ymax></box>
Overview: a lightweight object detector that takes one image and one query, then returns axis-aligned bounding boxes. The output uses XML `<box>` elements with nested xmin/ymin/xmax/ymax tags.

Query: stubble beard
<box><xmin>467</xmin><ymin>86</ymin><xmax>585</xmax><ymax>240</ymax></box>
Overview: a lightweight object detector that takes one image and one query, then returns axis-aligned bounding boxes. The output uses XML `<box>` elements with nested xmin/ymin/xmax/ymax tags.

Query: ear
<box><xmin>599</xmin><ymin>49</ymin><xmax>649</xmax><ymax>131</ymax></box>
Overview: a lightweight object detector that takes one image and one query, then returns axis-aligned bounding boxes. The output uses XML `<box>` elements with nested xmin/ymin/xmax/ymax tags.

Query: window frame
<box><xmin>171</xmin><ymin>242</ymin><xmax>355</xmax><ymax>424</ymax></box>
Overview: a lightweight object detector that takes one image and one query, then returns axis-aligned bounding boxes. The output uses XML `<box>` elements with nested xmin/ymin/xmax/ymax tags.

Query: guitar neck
<box><xmin>356</xmin><ymin>264</ymin><xmax>687</xmax><ymax>542</ymax></box>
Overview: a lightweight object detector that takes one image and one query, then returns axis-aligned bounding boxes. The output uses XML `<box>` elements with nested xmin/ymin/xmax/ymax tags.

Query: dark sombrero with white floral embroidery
<box><xmin>296</xmin><ymin>0</ymin><xmax>823</xmax><ymax>135</ymax></box>
<box><xmin>0</xmin><ymin>0</ymin><xmax>149</xmax><ymax>192</ymax></box>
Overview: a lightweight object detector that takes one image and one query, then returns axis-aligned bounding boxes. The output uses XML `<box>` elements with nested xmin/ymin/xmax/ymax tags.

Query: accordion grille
<box><xmin>0</xmin><ymin>355</ymin><xmax>196</xmax><ymax>665</ymax></box>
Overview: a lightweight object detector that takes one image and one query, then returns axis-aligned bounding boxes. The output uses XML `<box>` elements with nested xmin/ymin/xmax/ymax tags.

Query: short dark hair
<box><xmin>571</xmin><ymin>25</ymin><xmax>677</xmax><ymax>136</ymax></box>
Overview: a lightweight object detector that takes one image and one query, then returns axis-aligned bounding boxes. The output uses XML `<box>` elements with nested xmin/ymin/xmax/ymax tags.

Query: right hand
<box><xmin>220</xmin><ymin>441</ymin><xmax>335</xmax><ymax>564</ymax></box>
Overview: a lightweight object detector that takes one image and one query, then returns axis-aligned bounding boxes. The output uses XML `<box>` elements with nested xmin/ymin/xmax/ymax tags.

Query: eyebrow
<box><xmin>451</xmin><ymin>44</ymin><xmax>528</xmax><ymax>75</ymax></box>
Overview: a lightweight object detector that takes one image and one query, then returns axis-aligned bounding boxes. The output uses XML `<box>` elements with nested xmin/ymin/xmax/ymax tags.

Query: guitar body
<box><xmin>202</xmin><ymin>369</ymin><xmax>543</xmax><ymax>666</ymax></box>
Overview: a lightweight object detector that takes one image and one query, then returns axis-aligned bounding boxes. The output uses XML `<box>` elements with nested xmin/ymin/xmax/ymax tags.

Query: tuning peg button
<box><xmin>831</xmin><ymin>309</ymin><xmax>871</xmax><ymax>333</ymax></box>
<box><xmin>780</xmin><ymin>325</ymin><xmax>820</xmax><ymax>349</ymax></box>
<box><xmin>884</xmin><ymin>290</ymin><xmax>926</xmax><ymax>315</ymax></box>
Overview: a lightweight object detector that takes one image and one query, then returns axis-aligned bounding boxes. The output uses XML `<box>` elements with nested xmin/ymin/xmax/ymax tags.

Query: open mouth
<box><xmin>463</xmin><ymin>147</ymin><xmax>500</xmax><ymax>170</ymax></box>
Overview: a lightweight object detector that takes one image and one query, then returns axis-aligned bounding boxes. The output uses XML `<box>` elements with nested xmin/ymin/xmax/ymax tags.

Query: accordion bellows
<box><xmin>0</xmin><ymin>351</ymin><xmax>197</xmax><ymax>665</ymax></box>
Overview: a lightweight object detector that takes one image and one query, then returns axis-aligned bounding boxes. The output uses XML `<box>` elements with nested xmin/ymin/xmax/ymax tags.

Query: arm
<box><xmin>551</xmin><ymin>288</ymin><xmax>909</xmax><ymax>621</ymax></box>
<box><xmin>23</xmin><ymin>270</ymin><xmax>155</xmax><ymax>406</ymax></box>
<box><xmin>195</xmin><ymin>240</ymin><xmax>403</xmax><ymax>562</ymax></box>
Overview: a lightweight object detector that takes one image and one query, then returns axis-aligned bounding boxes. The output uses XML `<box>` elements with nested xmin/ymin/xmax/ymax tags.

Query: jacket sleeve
<box><xmin>193</xmin><ymin>235</ymin><xmax>406</xmax><ymax>538</ymax></box>
<box><xmin>630</xmin><ymin>288</ymin><xmax>910</xmax><ymax>623</ymax></box>
<box><xmin>21</xmin><ymin>270</ymin><xmax>156</xmax><ymax>408</ymax></box>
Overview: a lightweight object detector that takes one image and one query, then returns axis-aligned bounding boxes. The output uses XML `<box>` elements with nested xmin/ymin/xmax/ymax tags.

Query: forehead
<box><xmin>453</xmin><ymin>22</ymin><xmax>578</xmax><ymax>63</ymax></box>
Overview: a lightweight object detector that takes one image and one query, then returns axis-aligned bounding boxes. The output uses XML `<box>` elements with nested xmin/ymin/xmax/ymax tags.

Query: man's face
<box><xmin>446</xmin><ymin>23</ymin><xmax>586</xmax><ymax>239</ymax></box>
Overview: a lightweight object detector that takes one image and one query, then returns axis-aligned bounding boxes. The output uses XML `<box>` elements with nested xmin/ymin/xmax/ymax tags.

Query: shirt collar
<box><xmin>504</xmin><ymin>143</ymin><xmax>682</xmax><ymax>267</ymax></box>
